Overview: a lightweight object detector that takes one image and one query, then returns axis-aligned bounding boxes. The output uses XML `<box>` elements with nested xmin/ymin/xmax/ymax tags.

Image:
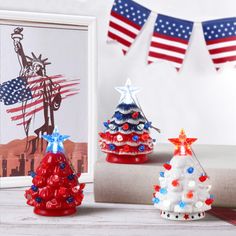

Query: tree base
<box><xmin>106</xmin><ymin>153</ymin><xmax>148</xmax><ymax>164</ymax></box>
<box><xmin>34</xmin><ymin>208</ymin><xmax>76</xmax><ymax>216</ymax></box>
<box><xmin>160</xmin><ymin>210</ymin><xmax>205</xmax><ymax>221</ymax></box>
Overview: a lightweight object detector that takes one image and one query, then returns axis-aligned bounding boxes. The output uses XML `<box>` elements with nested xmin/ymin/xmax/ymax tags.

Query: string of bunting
<box><xmin>107</xmin><ymin>0</ymin><xmax>236</xmax><ymax>71</ymax></box>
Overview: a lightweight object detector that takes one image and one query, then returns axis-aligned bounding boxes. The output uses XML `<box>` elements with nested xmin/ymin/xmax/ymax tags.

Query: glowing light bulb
<box><xmin>180</xmin><ymin>145</ymin><xmax>186</xmax><ymax>155</ymax></box>
<box><xmin>168</xmin><ymin>129</ymin><xmax>197</xmax><ymax>156</ymax></box>
<box><xmin>42</xmin><ymin>126</ymin><xmax>69</xmax><ymax>154</ymax></box>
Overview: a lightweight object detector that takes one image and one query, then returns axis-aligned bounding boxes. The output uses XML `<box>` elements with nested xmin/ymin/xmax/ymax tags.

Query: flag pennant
<box><xmin>107</xmin><ymin>0</ymin><xmax>151</xmax><ymax>55</ymax></box>
<box><xmin>202</xmin><ymin>17</ymin><xmax>236</xmax><ymax>70</ymax></box>
<box><xmin>148</xmin><ymin>14</ymin><xmax>194</xmax><ymax>71</ymax></box>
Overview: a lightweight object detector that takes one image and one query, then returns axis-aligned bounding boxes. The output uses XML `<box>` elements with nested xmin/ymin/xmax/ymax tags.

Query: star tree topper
<box><xmin>42</xmin><ymin>126</ymin><xmax>70</xmax><ymax>154</ymax></box>
<box><xmin>115</xmin><ymin>78</ymin><xmax>141</xmax><ymax>104</ymax></box>
<box><xmin>168</xmin><ymin>129</ymin><xmax>197</xmax><ymax>156</ymax></box>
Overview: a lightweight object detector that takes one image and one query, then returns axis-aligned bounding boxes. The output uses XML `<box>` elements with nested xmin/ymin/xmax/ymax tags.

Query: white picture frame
<box><xmin>0</xmin><ymin>10</ymin><xmax>97</xmax><ymax>188</ymax></box>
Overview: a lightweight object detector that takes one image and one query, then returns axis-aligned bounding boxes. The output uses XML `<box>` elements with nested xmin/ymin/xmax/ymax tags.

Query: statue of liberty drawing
<box><xmin>0</xmin><ymin>27</ymin><xmax>79</xmax><ymax>154</ymax></box>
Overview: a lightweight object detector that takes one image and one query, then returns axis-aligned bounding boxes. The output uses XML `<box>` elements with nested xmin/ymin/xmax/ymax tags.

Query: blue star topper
<box><xmin>42</xmin><ymin>126</ymin><xmax>70</xmax><ymax>154</ymax></box>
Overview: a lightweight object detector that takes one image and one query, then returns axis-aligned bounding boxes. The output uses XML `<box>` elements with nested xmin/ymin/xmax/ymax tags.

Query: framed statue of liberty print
<box><xmin>0</xmin><ymin>11</ymin><xmax>97</xmax><ymax>187</ymax></box>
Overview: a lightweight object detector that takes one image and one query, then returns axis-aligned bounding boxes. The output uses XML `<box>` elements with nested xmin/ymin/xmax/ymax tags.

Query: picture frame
<box><xmin>0</xmin><ymin>10</ymin><xmax>97</xmax><ymax>188</ymax></box>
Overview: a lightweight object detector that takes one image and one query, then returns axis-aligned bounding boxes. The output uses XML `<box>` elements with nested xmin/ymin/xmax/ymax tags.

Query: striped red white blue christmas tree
<box><xmin>99</xmin><ymin>79</ymin><xmax>156</xmax><ymax>164</ymax></box>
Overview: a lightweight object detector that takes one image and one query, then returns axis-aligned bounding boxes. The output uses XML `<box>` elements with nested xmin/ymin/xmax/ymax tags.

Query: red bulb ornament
<box><xmin>171</xmin><ymin>179</ymin><xmax>179</xmax><ymax>187</ymax></box>
<box><xmin>39</xmin><ymin>186</ymin><xmax>54</xmax><ymax>201</ymax></box>
<box><xmin>25</xmin><ymin>189</ymin><xmax>38</xmax><ymax>199</ymax></box>
<box><xmin>205</xmin><ymin>198</ymin><xmax>214</xmax><ymax>205</ymax></box>
<box><xmin>57</xmin><ymin>187</ymin><xmax>70</xmax><ymax>199</ymax></box>
<box><xmin>163</xmin><ymin>163</ymin><xmax>172</xmax><ymax>170</ymax></box>
<box><xmin>199</xmin><ymin>175</ymin><xmax>208</xmax><ymax>182</ymax></box>
<box><xmin>123</xmin><ymin>145</ymin><xmax>130</xmax><ymax>152</ymax></box>
<box><xmin>122</xmin><ymin>123</ymin><xmax>129</xmax><ymax>131</ymax></box>
<box><xmin>186</xmin><ymin>191</ymin><xmax>193</xmax><ymax>199</ymax></box>
<box><xmin>79</xmin><ymin>183</ymin><xmax>86</xmax><ymax>190</ymax></box>
<box><xmin>132</xmin><ymin>112</ymin><xmax>139</xmax><ymax>119</ymax></box>
<box><xmin>141</xmin><ymin>133</ymin><xmax>149</xmax><ymax>141</ymax></box>
<box><xmin>154</xmin><ymin>185</ymin><xmax>161</xmax><ymax>192</ymax></box>
<box><xmin>33</xmin><ymin>175</ymin><xmax>47</xmax><ymax>187</ymax></box>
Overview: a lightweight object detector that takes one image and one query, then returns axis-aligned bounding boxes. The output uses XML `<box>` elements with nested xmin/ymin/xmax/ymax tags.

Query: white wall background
<box><xmin>0</xmin><ymin>0</ymin><xmax>236</xmax><ymax>145</ymax></box>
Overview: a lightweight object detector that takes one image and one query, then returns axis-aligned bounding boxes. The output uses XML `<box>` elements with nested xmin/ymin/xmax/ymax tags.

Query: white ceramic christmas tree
<box><xmin>153</xmin><ymin>129</ymin><xmax>214</xmax><ymax>221</ymax></box>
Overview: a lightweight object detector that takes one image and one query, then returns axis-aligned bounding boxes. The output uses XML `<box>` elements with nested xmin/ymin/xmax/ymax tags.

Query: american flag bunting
<box><xmin>107</xmin><ymin>0</ymin><xmax>151</xmax><ymax>55</ymax></box>
<box><xmin>148</xmin><ymin>14</ymin><xmax>194</xmax><ymax>70</ymax></box>
<box><xmin>202</xmin><ymin>17</ymin><xmax>236</xmax><ymax>70</ymax></box>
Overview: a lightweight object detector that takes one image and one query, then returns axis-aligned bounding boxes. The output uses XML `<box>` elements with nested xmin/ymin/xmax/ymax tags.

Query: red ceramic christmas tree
<box><xmin>99</xmin><ymin>79</ymin><xmax>157</xmax><ymax>164</ymax></box>
<box><xmin>25</xmin><ymin>127</ymin><xmax>85</xmax><ymax>216</ymax></box>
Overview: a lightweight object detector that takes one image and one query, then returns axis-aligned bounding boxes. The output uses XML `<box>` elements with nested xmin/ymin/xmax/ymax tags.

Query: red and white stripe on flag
<box><xmin>148</xmin><ymin>14</ymin><xmax>194</xmax><ymax>71</ymax></box>
<box><xmin>202</xmin><ymin>17</ymin><xmax>236</xmax><ymax>70</ymax></box>
<box><xmin>107</xmin><ymin>0</ymin><xmax>151</xmax><ymax>55</ymax></box>
<box><xmin>6</xmin><ymin>75</ymin><xmax>80</xmax><ymax>126</ymax></box>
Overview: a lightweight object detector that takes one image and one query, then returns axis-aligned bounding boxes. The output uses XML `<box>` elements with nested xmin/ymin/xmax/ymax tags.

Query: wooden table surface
<box><xmin>0</xmin><ymin>184</ymin><xmax>235</xmax><ymax>236</ymax></box>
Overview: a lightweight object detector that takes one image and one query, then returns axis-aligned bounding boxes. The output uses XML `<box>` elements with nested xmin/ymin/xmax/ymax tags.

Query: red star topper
<box><xmin>168</xmin><ymin>129</ymin><xmax>197</xmax><ymax>156</ymax></box>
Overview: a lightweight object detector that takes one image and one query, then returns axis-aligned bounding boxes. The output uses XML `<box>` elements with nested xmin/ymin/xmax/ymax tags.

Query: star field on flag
<box><xmin>107</xmin><ymin>0</ymin><xmax>151</xmax><ymax>55</ymax></box>
<box><xmin>148</xmin><ymin>14</ymin><xmax>194</xmax><ymax>70</ymax></box>
<box><xmin>202</xmin><ymin>17</ymin><xmax>236</xmax><ymax>70</ymax></box>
